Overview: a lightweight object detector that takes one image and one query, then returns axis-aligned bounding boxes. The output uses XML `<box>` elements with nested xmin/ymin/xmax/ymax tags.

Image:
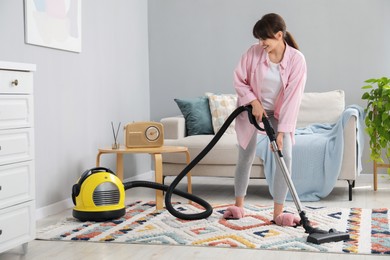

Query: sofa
<box><xmin>160</xmin><ymin>90</ymin><xmax>359</xmax><ymax>200</ymax></box>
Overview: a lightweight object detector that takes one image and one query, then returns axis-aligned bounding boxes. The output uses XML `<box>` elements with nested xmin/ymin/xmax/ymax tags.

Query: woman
<box><xmin>224</xmin><ymin>13</ymin><xmax>307</xmax><ymax>226</ymax></box>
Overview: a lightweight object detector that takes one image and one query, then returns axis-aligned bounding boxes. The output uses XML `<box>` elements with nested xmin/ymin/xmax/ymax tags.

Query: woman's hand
<box><xmin>271</xmin><ymin>132</ymin><xmax>284</xmax><ymax>152</ymax></box>
<box><xmin>250</xmin><ymin>99</ymin><xmax>266</xmax><ymax>122</ymax></box>
<box><xmin>276</xmin><ymin>132</ymin><xmax>284</xmax><ymax>151</ymax></box>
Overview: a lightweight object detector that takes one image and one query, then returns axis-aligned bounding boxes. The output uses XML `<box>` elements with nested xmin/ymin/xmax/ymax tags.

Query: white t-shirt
<box><xmin>261</xmin><ymin>61</ymin><xmax>282</xmax><ymax>111</ymax></box>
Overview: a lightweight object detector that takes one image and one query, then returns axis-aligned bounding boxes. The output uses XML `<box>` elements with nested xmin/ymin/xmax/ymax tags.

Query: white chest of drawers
<box><xmin>0</xmin><ymin>61</ymin><xmax>36</xmax><ymax>254</ymax></box>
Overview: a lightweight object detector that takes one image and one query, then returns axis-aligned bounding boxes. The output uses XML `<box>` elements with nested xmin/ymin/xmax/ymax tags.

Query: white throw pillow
<box><xmin>296</xmin><ymin>90</ymin><xmax>345</xmax><ymax>128</ymax></box>
<box><xmin>205</xmin><ymin>92</ymin><xmax>237</xmax><ymax>134</ymax></box>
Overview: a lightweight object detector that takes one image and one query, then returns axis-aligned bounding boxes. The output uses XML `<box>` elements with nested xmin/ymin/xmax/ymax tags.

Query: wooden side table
<box><xmin>96</xmin><ymin>145</ymin><xmax>192</xmax><ymax>210</ymax></box>
<box><xmin>373</xmin><ymin>161</ymin><xmax>390</xmax><ymax>191</ymax></box>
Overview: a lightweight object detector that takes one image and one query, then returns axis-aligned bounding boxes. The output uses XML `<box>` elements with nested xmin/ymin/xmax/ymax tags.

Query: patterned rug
<box><xmin>37</xmin><ymin>201</ymin><xmax>390</xmax><ymax>255</ymax></box>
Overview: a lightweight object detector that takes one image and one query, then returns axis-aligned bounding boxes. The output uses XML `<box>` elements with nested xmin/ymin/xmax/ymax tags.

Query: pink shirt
<box><xmin>234</xmin><ymin>43</ymin><xmax>307</xmax><ymax>149</ymax></box>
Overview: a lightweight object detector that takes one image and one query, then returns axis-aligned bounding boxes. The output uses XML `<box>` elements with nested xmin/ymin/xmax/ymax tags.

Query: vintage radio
<box><xmin>124</xmin><ymin>122</ymin><xmax>164</xmax><ymax>148</ymax></box>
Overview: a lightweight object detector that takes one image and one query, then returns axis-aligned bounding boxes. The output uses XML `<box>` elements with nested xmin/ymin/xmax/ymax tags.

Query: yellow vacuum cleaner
<box><xmin>71</xmin><ymin>167</ymin><xmax>126</xmax><ymax>221</ymax></box>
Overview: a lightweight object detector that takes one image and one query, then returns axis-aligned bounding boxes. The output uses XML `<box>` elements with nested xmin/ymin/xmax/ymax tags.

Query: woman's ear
<box><xmin>275</xmin><ymin>31</ymin><xmax>284</xmax><ymax>40</ymax></box>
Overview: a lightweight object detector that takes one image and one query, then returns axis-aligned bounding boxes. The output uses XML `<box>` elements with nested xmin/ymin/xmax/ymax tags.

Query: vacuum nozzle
<box><xmin>299</xmin><ymin>211</ymin><xmax>350</xmax><ymax>244</ymax></box>
<box><xmin>307</xmin><ymin>229</ymin><xmax>350</xmax><ymax>244</ymax></box>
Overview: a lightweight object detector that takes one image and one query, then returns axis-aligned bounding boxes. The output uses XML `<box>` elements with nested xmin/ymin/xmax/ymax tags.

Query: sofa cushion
<box><xmin>174</xmin><ymin>96</ymin><xmax>214</xmax><ymax>136</ymax></box>
<box><xmin>163</xmin><ymin>134</ymin><xmax>262</xmax><ymax>165</ymax></box>
<box><xmin>297</xmin><ymin>90</ymin><xmax>345</xmax><ymax>128</ymax></box>
<box><xmin>206</xmin><ymin>93</ymin><xmax>237</xmax><ymax>134</ymax></box>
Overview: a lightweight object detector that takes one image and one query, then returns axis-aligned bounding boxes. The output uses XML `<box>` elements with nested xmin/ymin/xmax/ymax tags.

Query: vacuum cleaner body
<box><xmin>72</xmin><ymin>167</ymin><xmax>126</xmax><ymax>222</ymax></box>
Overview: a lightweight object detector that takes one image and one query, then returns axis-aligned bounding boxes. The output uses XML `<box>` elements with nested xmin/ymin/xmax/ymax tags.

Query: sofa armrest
<box><xmin>160</xmin><ymin>116</ymin><xmax>186</xmax><ymax>139</ymax></box>
<box><xmin>339</xmin><ymin>115</ymin><xmax>357</xmax><ymax>180</ymax></box>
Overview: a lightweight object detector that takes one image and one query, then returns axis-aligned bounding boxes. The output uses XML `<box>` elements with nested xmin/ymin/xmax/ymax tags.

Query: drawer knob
<box><xmin>11</xmin><ymin>79</ymin><xmax>19</xmax><ymax>86</ymax></box>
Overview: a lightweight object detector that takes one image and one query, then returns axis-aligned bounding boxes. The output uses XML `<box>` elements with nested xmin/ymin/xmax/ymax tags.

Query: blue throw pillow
<box><xmin>174</xmin><ymin>97</ymin><xmax>214</xmax><ymax>136</ymax></box>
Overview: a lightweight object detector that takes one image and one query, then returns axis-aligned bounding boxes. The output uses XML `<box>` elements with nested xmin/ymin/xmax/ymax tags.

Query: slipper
<box><xmin>274</xmin><ymin>213</ymin><xmax>300</xmax><ymax>227</ymax></box>
<box><xmin>223</xmin><ymin>206</ymin><xmax>245</xmax><ymax>219</ymax></box>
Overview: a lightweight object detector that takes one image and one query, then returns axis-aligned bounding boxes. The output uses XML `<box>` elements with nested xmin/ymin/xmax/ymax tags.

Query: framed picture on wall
<box><xmin>24</xmin><ymin>0</ymin><xmax>82</xmax><ymax>53</ymax></box>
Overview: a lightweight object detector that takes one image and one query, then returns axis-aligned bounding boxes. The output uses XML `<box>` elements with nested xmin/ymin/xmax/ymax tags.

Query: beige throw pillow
<box><xmin>206</xmin><ymin>92</ymin><xmax>238</xmax><ymax>134</ymax></box>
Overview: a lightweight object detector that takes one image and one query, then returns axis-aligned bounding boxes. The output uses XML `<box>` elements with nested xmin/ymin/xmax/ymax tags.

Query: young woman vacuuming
<box><xmin>224</xmin><ymin>13</ymin><xmax>307</xmax><ymax>226</ymax></box>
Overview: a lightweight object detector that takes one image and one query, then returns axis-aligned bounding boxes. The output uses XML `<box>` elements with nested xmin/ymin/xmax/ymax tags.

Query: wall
<box><xmin>149</xmin><ymin>0</ymin><xmax>390</xmax><ymax>174</ymax></box>
<box><xmin>0</xmin><ymin>0</ymin><xmax>150</xmax><ymax>213</ymax></box>
<box><xmin>0</xmin><ymin>0</ymin><xmax>388</xmax><ymax>215</ymax></box>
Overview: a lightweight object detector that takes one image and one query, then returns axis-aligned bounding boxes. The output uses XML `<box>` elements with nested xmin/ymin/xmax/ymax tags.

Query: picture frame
<box><xmin>24</xmin><ymin>0</ymin><xmax>82</xmax><ymax>53</ymax></box>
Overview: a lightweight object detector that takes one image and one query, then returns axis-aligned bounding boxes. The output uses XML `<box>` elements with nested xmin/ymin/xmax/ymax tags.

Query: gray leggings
<box><xmin>234</xmin><ymin>113</ymin><xmax>292</xmax><ymax>204</ymax></box>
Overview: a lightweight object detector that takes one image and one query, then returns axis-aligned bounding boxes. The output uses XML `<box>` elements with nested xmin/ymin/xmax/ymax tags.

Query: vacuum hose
<box><xmin>123</xmin><ymin>105</ymin><xmax>261</xmax><ymax>220</ymax></box>
<box><xmin>125</xmin><ymin>106</ymin><xmax>350</xmax><ymax>244</ymax></box>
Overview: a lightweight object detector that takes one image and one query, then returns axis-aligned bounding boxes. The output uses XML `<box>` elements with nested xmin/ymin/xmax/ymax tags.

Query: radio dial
<box><xmin>145</xmin><ymin>126</ymin><xmax>160</xmax><ymax>141</ymax></box>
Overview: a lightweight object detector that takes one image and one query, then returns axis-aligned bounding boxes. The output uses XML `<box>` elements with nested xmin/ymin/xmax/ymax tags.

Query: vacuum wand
<box><xmin>245</xmin><ymin>105</ymin><xmax>350</xmax><ymax>244</ymax></box>
<box><xmin>260</xmin><ymin>114</ymin><xmax>303</xmax><ymax>213</ymax></box>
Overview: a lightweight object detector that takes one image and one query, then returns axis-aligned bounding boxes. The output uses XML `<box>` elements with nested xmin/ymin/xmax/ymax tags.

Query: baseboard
<box><xmin>35</xmin><ymin>170</ymin><xmax>154</xmax><ymax>220</ymax></box>
<box><xmin>123</xmin><ymin>170</ymin><xmax>154</xmax><ymax>182</ymax></box>
<box><xmin>35</xmin><ymin>198</ymin><xmax>74</xmax><ymax>220</ymax></box>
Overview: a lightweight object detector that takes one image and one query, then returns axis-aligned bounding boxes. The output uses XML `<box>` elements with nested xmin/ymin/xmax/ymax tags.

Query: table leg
<box><xmin>116</xmin><ymin>153</ymin><xmax>124</xmax><ymax>181</ymax></box>
<box><xmin>374</xmin><ymin>162</ymin><xmax>390</xmax><ymax>191</ymax></box>
<box><xmin>373</xmin><ymin>161</ymin><xmax>377</xmax><ymax>191</ymax></box>
<box><xmin>96</xmin><ymin>152</ymin><xmax>102</xmax><ymax>167</ymax></box>
<box><xmin>154</xmin><ymin>153</ymin><xmax>163</xmax><ymax>210</ymax></box>
<box><xmin>185</xmin><ymin>151</ymin><xmax>192</xmax><ymax>194</ymax></box>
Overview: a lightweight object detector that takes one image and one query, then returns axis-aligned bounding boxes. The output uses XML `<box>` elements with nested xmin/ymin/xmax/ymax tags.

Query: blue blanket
<box><xmin>256</xmin><ymin>105</ymin><xmax>365</xmax><ymax>201</ymax></box>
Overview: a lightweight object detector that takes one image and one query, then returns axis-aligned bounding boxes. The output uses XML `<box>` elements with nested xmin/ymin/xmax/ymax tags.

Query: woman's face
<box><xmin>259</xmin><ymin>31</ymin><xmax>284</xmax><ymax>53</ymax></box>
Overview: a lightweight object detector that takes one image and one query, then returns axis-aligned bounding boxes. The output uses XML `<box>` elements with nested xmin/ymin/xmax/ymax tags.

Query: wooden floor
<box><xmin>1</xmin><ymin>174</ymin><xmax>390</xmax><ymax>260</ymax></box>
